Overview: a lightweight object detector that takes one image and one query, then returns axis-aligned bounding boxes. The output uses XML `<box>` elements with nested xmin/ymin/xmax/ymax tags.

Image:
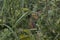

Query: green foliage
<box><xmin>0</xmin><ymin>0</ymin><xmax>60</xmax><ymax>40</ymax></box>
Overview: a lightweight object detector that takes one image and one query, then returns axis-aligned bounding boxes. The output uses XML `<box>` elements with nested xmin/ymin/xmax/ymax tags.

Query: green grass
<box><xmin>0</xmin><ymin>0</ymin><xmax>60</xmax><ymax>40</ymax></box>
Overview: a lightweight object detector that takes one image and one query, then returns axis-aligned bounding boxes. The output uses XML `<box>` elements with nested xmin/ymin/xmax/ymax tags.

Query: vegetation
<box><xmin>0</xmin><ymin>0</ymin><xmax>60</xmax><ymax>40</ymax></box>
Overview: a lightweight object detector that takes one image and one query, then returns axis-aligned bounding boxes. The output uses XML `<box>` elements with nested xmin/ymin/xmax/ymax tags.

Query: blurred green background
<box><xmin>0</xmin><ymin>0</ymin><xmax>60</xmax><ymax>40</ymax></box>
